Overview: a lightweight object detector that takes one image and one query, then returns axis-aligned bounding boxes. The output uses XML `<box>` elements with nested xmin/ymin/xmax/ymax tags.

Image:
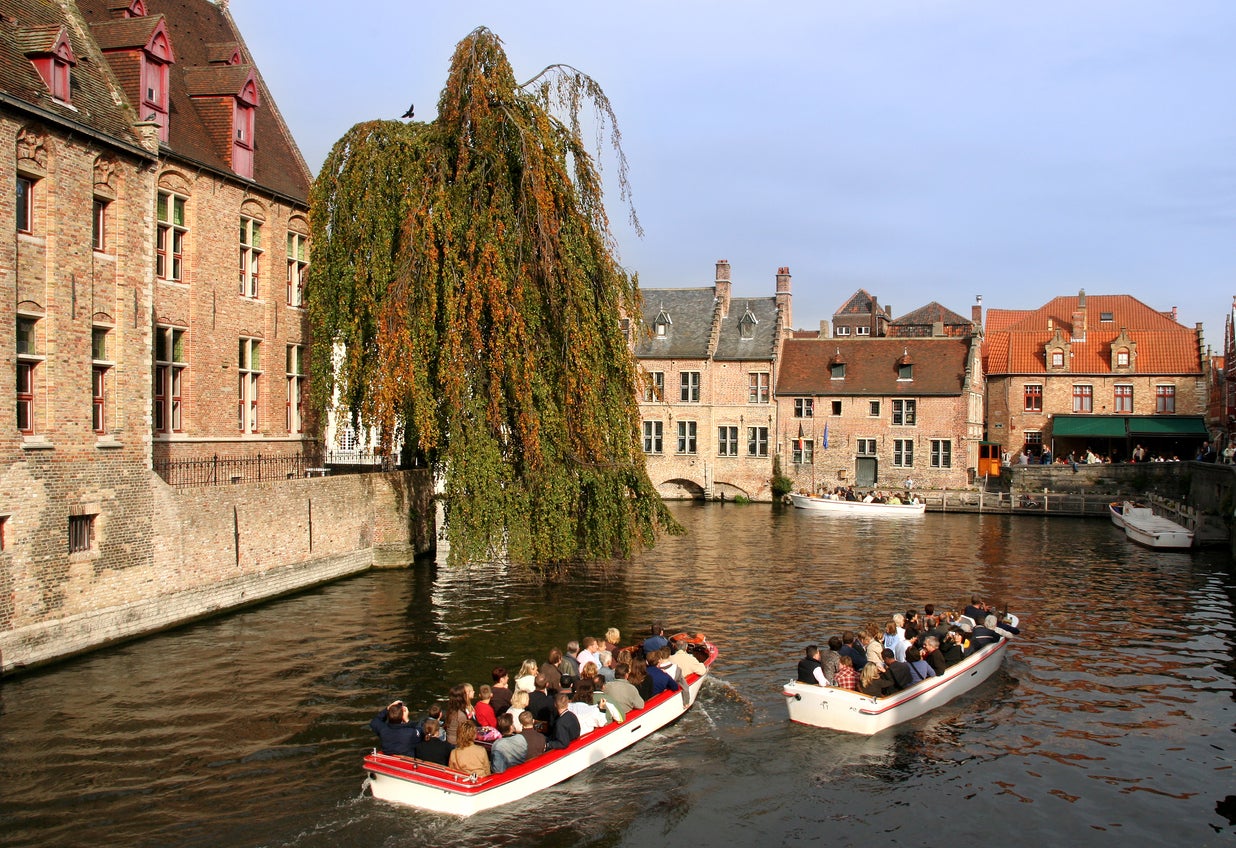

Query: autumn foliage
<box><xmin>308</xmin><ymin>28</ymin><xmax>678</xmax><ymax>566</ymax></box>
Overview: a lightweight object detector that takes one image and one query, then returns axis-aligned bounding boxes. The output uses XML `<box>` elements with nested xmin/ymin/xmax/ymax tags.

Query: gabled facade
<box><xmin>983</xmin><ymin>290</ymin><xmax>1207</xmax><ymax>462</ymax></box>
<box><xmin>775</xmin><ymin>336</ymin><xmax>984</xmax><ymax>492</ymax></box>
<box><xmin>831</xmin><ymin>289</ymin><xmax>891</xmax><ymax>338</ymax></box>
<box><xmin>632</xmin><ymin>260</ymin><xmax>790</xmax><ymax>500</ymax></box>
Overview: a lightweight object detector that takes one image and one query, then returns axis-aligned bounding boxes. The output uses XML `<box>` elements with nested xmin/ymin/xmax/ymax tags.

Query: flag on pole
<box><xmin>822</xmin><ymin>424</ymin><xmax>829</xmax><ymax>449</ymax></box>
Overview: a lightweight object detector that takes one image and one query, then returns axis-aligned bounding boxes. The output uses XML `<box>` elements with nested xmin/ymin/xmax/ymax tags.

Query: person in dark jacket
<box><xmin>369</xmin><ymin>700</ymin><xmax>422</xmax><ymax>756</ymax></box>
<box><xmin>797</xmin><ymin>645</ymin><xmax>827</xmax><ymax>685</ymax></box>
<box><xmin>546</xmin><ymin>693</ymin><xmax>580</xmax><ymax>750</ymax></box>
<box><xmin>415</xmin><ymin>718</ymin><xmax>453</xmax><ymax>765</ymax></box>
<box><xmin>883</xmin><ymin>648</ymin><xmax>913</xmax><ymax>691</ymax></box>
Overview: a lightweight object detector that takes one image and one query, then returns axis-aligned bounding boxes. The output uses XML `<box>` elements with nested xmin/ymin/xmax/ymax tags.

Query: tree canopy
<box><xmin>308</xmin><ymin>27</ymin><xmax>678</xmax><ymax>567</ymax></box>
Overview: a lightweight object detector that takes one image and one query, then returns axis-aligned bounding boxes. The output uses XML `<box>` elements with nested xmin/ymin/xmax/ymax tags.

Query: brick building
<box><xmin>983</xmin><ymin>290</ymin><xmax>1207</xmax><ymax>463</ymax></box>
<box><xmin>632</xmin><ymin>260</ymin><xmax>790</xmax><ymax>500</ymax></box>
<box><xmin>775</xmin><ymin>334</ymin><xmax>984</xmax><ymax>492</ymax></box>
<box><xmin>1</xmin><ymin>0</ymin><xmax>324</xmax><ymax>671</ymax></box>
<box><xmin>830</xmin><ymin>289</ymin><xmax>891</xmax><ymax>338</ymax></box>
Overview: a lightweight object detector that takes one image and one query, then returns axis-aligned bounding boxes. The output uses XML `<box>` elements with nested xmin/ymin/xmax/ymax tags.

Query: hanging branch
<box><xmin>308</xmin><ymin>27</ymin><xmax>677</xmax><ymax>568</ymax></box>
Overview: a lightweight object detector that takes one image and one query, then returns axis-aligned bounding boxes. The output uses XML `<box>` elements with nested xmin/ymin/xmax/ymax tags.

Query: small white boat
<box><xmin>789</xmin><ymin>493</ymin><xmax>925</xmax><ymax>516</ymax></box>
<box><xmin>364</xmin><ymin>638</ymin><xmax>717</xmax><ymax>816</ymax></box>
<box><xmin>782</xmin><ymin>638</ymin><xmax>1009</xmax><ymax>735</ymax></box>
<box><xmin>1120</xmin><ymin>503</ymin><xmax>1193</xmax><ymax>549</ymax></box>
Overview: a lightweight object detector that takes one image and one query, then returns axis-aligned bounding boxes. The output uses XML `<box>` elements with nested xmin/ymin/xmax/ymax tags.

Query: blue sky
<box><xmin>231</xmin><ymin>0</ymin><xmax>1235</xmax><ymax>341</ymax></box>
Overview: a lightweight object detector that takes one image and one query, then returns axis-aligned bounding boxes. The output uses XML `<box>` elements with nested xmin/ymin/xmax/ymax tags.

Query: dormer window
<box><xmin>1051</xmin><ymin>351</ymin><xmax>1064</xmax><ymax>367</ymax></box>
<box><xmin>738</xmin><ymin>308</ymin><xmax>758</xmax><ymax>340</ymax></box>
<box><xmin>1100</xmin><ymin>312</ymin><xmax>1114</xmax><ymax>323</ymax></box>
<box><xmin>107</xmin><ymin>0</ymin><xmax>147</xmax><ymax>17</ymax></box>
<box><xmin>232</xmin><ymin>77</ymin><xmax>259</xmax><ymax>179</ymax></box>
<box><xmin>654</xmin><ymin>308</ymin><xmax>671</xmax><ymax>338</ymax></box>
<box><xmin>829</xmin><ymin>349</ymin><xmax>845</xmax><ymax>380</ymax></box>
<box><xmin>897</xmin><ymin>349</ymin><xmax>913</xmax><ymax>380</ymax></box>
<box><xmin>140</xmin><ymin>24</ymin><xmax>175</xmax><ymax>142</ymax></box>
<box><xmin>1116</xmin><ymin>349</ymin><xmax>1129</xmax><ymax>367</ymax></box>
<box><xmin>24</xmin><ymin>27</ymin><xmax>77</xmax><ymax>104</ymax></box>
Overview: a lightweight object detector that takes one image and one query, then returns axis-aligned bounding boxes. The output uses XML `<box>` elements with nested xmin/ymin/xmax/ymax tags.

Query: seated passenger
<box><xmin>514</xmin><ymin>658</ymin><xmax>539</xmax><ymax>694</ymax></box>
<box><xmin>604</xmin><ymin>627</ymin><xmax>623</xmax><ymax>656</ymax></box>
<box><xmin>527</xmin><ymin>674</ymin><xmax>555</xmax><ymax>723</ymax></box>
<box><xmin>884</xmin><ymin>648</ymin><xmax>913</xmax><ymax>691</ymax></box>
<box><xmin>546</xmin><ymin>693</ymin><xmax>580</xmax><ymax>750</ymax></box>
<box><xmin>539</xmin><ymin>649</ymin><xmax>565</xmax><ymax>693</ymax></box>
<box><xmin>839</xmin><ymin>630</ymin><xmax>867</xmax><ymax>672</ymax></box>
<box><xmin>473</xmin><ymin>684</ymin><xmax>498</xmax><ymax>728</ymax></box>
<box><xmin>968</xmin><ymin>615</ymin><xmax>1001</xmax><ymax>651</ymax></box>
<box><xmin>518</xmin><ymin>710</ymin><xmax>546</xmax><ymax>760</ymax></box>
<box><xmin>821</xmin><ymin>636</ymin><xmax>844</xmax><ymax>682</ymax></box>
<box><xmin>939</xmin><ymin>629</ymin><xmax>966</xmax><ymax>667</ymax></box>
<box><xmin>576</xmin><ymin>636</ymin><xmax>602</xmax><ymax>671</ymax></box>
<box><xmin>447</xmin><ymin>722</ymin><xmax>491</xmax><ymax>778</ymax></box>
<box><xmin>604</xmin><ymin>662</ymin><xmax>645</xmax><ymax>717</ymax></box>
<box><xmin>489</xmin><ymin>713</ymin><xmax>528</xmax><ymax>774</ymax></box>
<box><xmin>669</xmin><ymin>638</ymin><xmax>708</xmax><ymax>677</ymax></box>
<box><xmin>418</xmin><ymin>703</ymin><xmax>446</xmax><ymax>740</ymax></box>
<box><xmin>595</xmin><ymin>650</ymin><xmax>616</xmax><ymax>683</ymax></box>
<box><xmin>369</xmin><ymin>699</ymin><xmax>422</xmax><ymax>756</ymax></box>
<box><xmin>443</xmin><ymin>683</ymin><xmax>474</xmax><ymax>745</ymax></box>
<box><xmin>645</xmin><ymin>649</ymin><xmax>682</xmax><ymax>696</ymax></box>
<box><xmin>864</xmin><ymin>627</ymin><xmax>886</xmax><ymax>669</ymax></box>
<box><xmin>503</xmin><ymin>690</ymin><xmax>531</xmax><ymax>724</ymax></box>
<box><xmin>415</xmin><ymin>718</ymin><xmax>453</xmax><ymax>765</ymax></box>
<box><xmin>643</xmin><ymin>623</ymin><xmax>669</xmax><ymax>656</ymax></box>
<box><xmin>490</xmin><ymin>667</ymin><xmax>512</xmax><ymax>715</ymax></box>
<box><xmin>833</xmin><ymin>655</ymin><xmax>859</xmax><ymax>690</ymax></box>
<box><xmin>797</xmin><ymin>645</ymin><xmax>828</xmax><ymax>686</ymax></box>
<box><xmin>858</xmin><ymin>662</ymin><xmax>892</xmax><ymax>697</ymax></box>
<box><xmin>567</xmin><ymin>679</ymin><xmax>609</xmax><ymax>735</ymax></box>
<box><xmin>630</xmin><ymin>657</ymin><xmax>654</xmax><ymax>701</ymax></box>
<box><xmin>921</xmin><ymin>636</ymin><xmax>947</xmax><ymax>676</ymax></box>
<box><xmin>906</xmin><ymin>646</ymin><xmax>936</xmax><ymax>684</ymax></box>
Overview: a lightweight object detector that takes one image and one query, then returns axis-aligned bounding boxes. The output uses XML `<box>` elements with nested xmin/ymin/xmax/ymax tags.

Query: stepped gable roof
<box><xmin>0</xmin><ymin>0</ymin><xmax>144</xmax><ymax>147</ymax></box>
<box><xmin>777</xmin><ymin>337</ymin><xmax>969</xmax><ymax>397</ymax></box>
<box><xmin>78</xmin><ymin>0</ymin><xmax>311</xmax><ymax>202</ymax></box>
<box><xmin>714</xmin><ymin>296</ymin><xmax>779</xmax><ymax>361</ymax></box>
<box><xmin>833</xmin><ymin>288</ymin><xmax>887</xmax><ymax>317</ymax></box>
<box><xmin>632</xmin><ymin>288</ymin><xmax>716</xmax><ymax>359</ymax></box>
<box><xmin>891</xmin><ymin>301</ymin><xmax>970</xmax><ymax>327</ymax></box>
<box><xmin>982</xmin><ymin>293</ymin><xmax>1202</xmax><ymax>375</ymax></box>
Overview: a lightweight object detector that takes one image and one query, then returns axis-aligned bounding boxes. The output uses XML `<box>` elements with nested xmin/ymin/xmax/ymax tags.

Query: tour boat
<box><xmin>782</xmin><ymin>636</ymin><xmax>1009</xmax><ymax>735</ymax></box>
<box><xmin>363</xmin><ymin>636</ymin><xmax>717</xmax><ymax>816</ymax></box>
<box><xmin>1119</xmin><ymin>503</ymin><xmax>1194</xmax><ymax>549</ymax></box>
<box><xmin>789</xmin><ymin>493</ymin><xmax>925</xmax><ymax>516</ymax></box>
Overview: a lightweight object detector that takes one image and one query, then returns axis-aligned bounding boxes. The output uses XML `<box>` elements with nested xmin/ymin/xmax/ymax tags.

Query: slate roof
<box><xmin>714</xmin><ymin>296</ymin><xmax>780</xmax><ymax>361</ymax></box>
<box><xmin>778</xmin><ymin>338</ymin><xmax>970</xmax><ymax>397</ymax></box>
<box><xmin>632</xmin><ymin>288</ymin><xmax>717</xmax><ymax>359</ymax></box>
<box><xmin>0</xmin><ymin>0</ymin><xmax>145</xmax><ymax>149</ymax></box>
<box><xmin>77</xmin><ymin>0</ymin><xmax>312</xmax><ymax>202</ymax></box>
<box><xmin>983</xmin><ymin>293</ymin><xmax>1202</xmax><ymax>375</ymax></box>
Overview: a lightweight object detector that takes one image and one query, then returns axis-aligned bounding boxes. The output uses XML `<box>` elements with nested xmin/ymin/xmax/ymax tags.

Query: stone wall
<box><xmin>0</xmin><ymin>469</ymin><xmax>433</xmax><ymax>675</ymax></box>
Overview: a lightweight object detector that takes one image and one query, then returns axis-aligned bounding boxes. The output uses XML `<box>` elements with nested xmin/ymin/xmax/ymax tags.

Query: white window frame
<box><xmin>239</xmin><ymin>337</ymin><xmax>261</xmax><ymax>433</ymax></box>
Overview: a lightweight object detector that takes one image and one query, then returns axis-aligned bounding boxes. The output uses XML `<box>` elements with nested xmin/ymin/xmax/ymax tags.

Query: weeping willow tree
<box><xmin>308</xmin><ymin>27</ymin><xmax>679</xmax><ymax>567</ymax></box>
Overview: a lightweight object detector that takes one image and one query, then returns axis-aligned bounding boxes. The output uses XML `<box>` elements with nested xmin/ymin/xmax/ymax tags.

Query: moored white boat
<box><xmin>782</xmin><ymin>638</ymin><xmax>1008</xmax><ymax>734</ymax></box>
<box><xmin>364</xmin><ymin>639</ymin><xmax>717</xmax><ymax>815</ymax></box>
<box><xmin>789</xmin><ymin>493</ymin><xmax>925</xmax><ymax>515</ymax></box>
<box><xmin>1120</xmin><ymin>503</ymin><xmax>1193</xmax><ymax>549</ymax></box>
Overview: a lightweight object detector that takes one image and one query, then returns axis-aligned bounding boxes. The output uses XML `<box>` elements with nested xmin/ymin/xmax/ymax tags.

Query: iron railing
<box><xmin>154</xmin><ymin>451</ymin><xmax>326</xmax><ymax>488</ymax></box>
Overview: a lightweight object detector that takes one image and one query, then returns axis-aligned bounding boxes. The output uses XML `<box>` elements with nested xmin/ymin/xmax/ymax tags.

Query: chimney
<box><xmin>819</xmin><ymin>319</ymin><xmax>830</xmax><ymax>338</ymax></box>
<box><xmin>775</xmin><ymin>266</ymin><xmax>792</xmax><ymax>332</ymax></box>
<box><xmin>1071</xmin><ymin>288</ymin><xmax>1087</xmax><ymax>340</ymax></box>
<box><xmin>972</xmin><ymin>294</ymin><xmax>983</xmax><ymax>326</ymax></box>
<box><xmin>715</xmin><ymin>259</ymin><xmax>731</xmax><ymax>318</ymax></box>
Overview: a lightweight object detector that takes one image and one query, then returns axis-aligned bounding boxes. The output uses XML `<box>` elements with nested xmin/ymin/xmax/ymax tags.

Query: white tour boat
<box><xmin>364</xmin><ymin>637</ymin><xmax>717</xmax><ymax>816</ymax></box>
<box><xmin>789</xmin><ymin>493</ymin><xmax>925</xmax><ymax>516</ymax></box>
<box><xmin>1119</xmin><ymin>502</ymin><xmax>1194</xmax><ymax>549</ymax></box>
<box><xmin>782</xmin><ymin>636</ymin><xmax>1009</xmax><ymax>735</ymax></box>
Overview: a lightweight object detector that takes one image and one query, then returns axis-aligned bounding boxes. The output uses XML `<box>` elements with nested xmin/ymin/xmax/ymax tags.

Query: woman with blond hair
<box><xmin>447</xmin><ymin>722</ymin><xmax>491</xmax><ymax>777</ymax></box>
<box><xmin>514</xmin><ymin>658</ymin><xmax>538</xmax><ymax>693</ymax></box>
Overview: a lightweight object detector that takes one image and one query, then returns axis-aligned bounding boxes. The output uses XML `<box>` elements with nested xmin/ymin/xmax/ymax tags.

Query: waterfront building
<box><xmin>775</xmin><ymin>329</ymin><xmax>984</xmax><ymax>492</ymax></box>
<box><xmin>631</xmin><ymin>260</ymin><xmax>791</xmax><ymax>500</ymax></box>
<box><xmin>983</xmin><ymin>290</ymin><xmax>1207</xmax><ymax>463</ymax></box>
<box><xmin>1</xmin><ymin>0</ymin><xmax>328</xmax><ymax>673</ymax></box>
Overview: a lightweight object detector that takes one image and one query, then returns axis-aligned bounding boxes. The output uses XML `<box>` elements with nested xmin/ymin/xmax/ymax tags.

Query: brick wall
<box><xmin>0</xmin><ymin>469</ymin><xmax>434</xmax><ymax>675</ymax></box>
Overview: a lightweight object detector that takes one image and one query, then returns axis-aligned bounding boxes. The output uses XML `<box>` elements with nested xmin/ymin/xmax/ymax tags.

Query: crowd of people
<box><xmin>795</xmin><ymin>596</ymin><xmax>1019</xmax><ymax>697</ymax></box>
<box><xmin>369</xmin><ymin>624</ymin><xmax>708</xmax><ymax>778</ymax></box>
<box><xmin>814</xmin><ymin>485</ymin><xmax>922</xmax><ymax>505</ymax></box>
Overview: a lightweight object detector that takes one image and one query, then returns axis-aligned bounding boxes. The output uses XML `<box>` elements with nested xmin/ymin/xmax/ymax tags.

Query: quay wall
<box><xmin>0</xmin><ymin>469</ymin><xmax>434</xmax><ymax>676</ymax></box>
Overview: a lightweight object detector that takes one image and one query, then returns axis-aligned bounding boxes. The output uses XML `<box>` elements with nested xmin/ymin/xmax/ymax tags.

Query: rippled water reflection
<box><xmin>1</xmin><ymin>503</ymin><xmax>1233</xmax><ymax>846</ymax></box>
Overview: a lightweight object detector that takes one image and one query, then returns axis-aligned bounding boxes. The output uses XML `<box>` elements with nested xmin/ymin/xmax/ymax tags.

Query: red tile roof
<box><xmin>778</xmin><ymin>338</ymin><xmax>971</xmax><ymax>396</ymax></box>
<box><xmin>983</xmin><ymin>293</ymin><xmax>1202</xmax><ymax>375</ymax></box>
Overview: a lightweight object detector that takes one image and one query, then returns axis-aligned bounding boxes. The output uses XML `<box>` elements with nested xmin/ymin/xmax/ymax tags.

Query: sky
<box><xmin>229</xmin><ymin>0</ymin><xmax>1236</xmax><ymax>344</ymax></box>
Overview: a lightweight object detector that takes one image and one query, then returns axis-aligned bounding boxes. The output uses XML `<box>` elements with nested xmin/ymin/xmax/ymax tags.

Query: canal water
<box><xmin>1</xmin><ymin>503</ymin><xmax>1233</xmax><ymax>846</ymax></box>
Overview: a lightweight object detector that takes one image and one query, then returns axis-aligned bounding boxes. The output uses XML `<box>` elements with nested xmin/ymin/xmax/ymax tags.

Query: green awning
<box><xmin>1051</xmin><ymin>416</ymin><xmax>1127</xmax><ymax>437</ymax></box>
<box><xmin>1127</xmin><ymin>416</ymin><xmax>1208</xmax><ymax>436</ymax></box>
